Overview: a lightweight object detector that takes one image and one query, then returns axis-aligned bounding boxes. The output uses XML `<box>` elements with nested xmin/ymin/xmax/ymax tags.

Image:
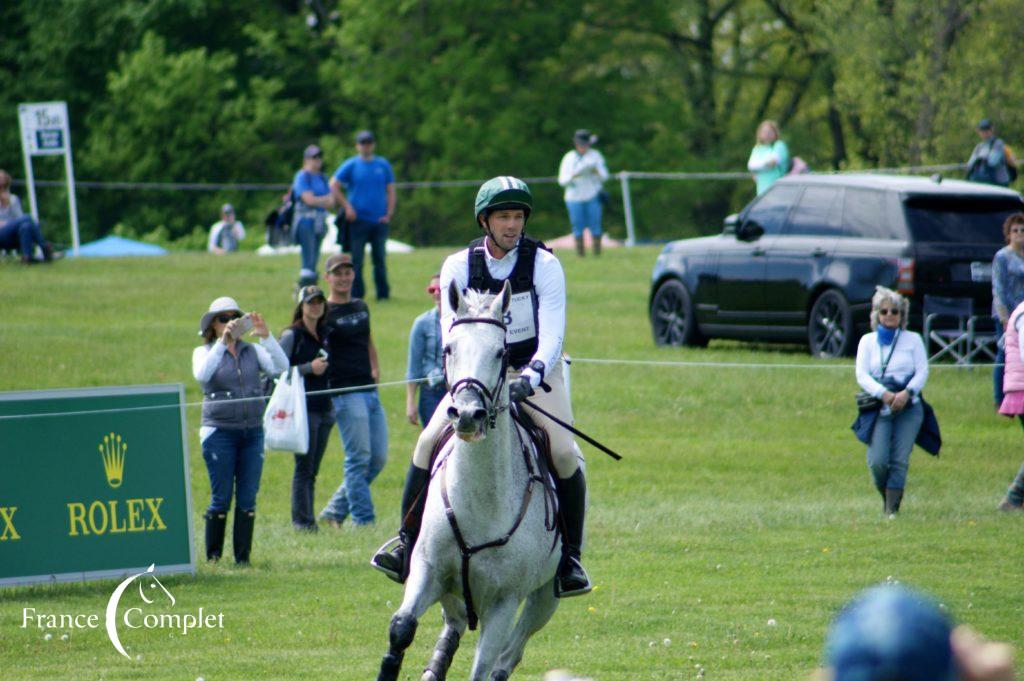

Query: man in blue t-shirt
<box><xmin>330</xmin><ymin>130</ymin><xmax>396</xmax><ymax>300</ymax></box>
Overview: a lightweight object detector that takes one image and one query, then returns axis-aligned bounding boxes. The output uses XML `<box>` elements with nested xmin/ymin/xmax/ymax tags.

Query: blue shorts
<box><xmin>566</xmin><ymin>197</ymin><xmax>603</xmax><ymax>238</ymax></box>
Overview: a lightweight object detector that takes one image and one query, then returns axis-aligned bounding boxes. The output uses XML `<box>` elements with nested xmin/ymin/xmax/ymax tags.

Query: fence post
<box><xmin>619</xmin><ymin>171</ymin><xmax>636</xmax><ymax>247</ymax></box>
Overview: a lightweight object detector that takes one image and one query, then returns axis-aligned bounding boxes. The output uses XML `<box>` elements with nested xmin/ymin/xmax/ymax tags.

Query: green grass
<box><xmin>0</xmin><ymin>247</ymin><xmax>1022</xmax><ymax>680</ymax></box>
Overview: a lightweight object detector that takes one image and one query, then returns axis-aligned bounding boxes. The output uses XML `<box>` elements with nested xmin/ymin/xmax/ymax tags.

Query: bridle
<box><xmin>445</xmin><ymin>316</ymin><xmax>509</xmax><ymax>429</ymax></box>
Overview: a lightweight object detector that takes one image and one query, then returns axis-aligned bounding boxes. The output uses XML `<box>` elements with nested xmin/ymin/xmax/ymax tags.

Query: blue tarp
<box><xmin>72</xmin><ymin>236</ymin><xmax>168</xmax><ymax>258</ymax></box>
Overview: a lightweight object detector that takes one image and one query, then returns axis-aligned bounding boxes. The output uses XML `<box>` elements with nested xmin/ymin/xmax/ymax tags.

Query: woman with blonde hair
<box><xmin>747</xmin><ymin>120</ymin><xmax>790</xmax><ymax>195</ymax></box>
<box><xmin>854</xmin><ymin>286</ymin><xmax>930</xmax><ymax>515</ymax></box>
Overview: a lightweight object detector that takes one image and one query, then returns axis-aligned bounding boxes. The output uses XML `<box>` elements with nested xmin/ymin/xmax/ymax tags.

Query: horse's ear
<box><xmin>448</xmin><ymin>280</ymin><xmax>464</xmax><ymax>314</ymax></box>
<box><xmin>499</xmin><ymin>280</ymin><xmax>511</xmax><ymax>315</ymax></box>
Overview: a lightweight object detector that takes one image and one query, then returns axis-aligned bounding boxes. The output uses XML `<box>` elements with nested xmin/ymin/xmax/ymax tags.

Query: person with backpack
<box><xmin>967</xmin><ymin>119</ymin><xmax>1015</xmax><ymax>187</ymax></box>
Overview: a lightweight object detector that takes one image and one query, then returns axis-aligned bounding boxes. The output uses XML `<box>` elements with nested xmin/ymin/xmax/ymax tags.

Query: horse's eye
<box><xmin>443</xmin><ymin>345</ymin><xmax>452</xmax><ymax>355</ymax></box>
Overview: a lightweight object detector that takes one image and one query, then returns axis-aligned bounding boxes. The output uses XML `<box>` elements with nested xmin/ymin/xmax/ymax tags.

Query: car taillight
<box><xmin>896</xmin><ymin>257</ymin><xmax>915</xmax><ymax>295</ymax></box>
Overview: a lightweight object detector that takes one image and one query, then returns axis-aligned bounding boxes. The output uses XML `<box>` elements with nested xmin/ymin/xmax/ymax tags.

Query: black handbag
<box><xmin>854</xmin><ymin>330</ymin><xmax>900</xmax><ymax>414</ymax></box>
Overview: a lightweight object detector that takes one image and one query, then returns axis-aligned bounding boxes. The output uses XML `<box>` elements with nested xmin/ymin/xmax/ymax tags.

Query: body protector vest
<box><xmin>466</xmin><ymin>236</ymin><xmax>548</xmax><ymax>369</ymax></box>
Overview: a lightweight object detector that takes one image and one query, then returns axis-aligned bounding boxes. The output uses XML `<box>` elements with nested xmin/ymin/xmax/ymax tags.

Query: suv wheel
<box><xmin>808</xmin><ymin>290</ymin><xmax>854</xmax><ymax>358</ymax></box>
<box><xmin>651</xmin><ymin>279</ymin><xmax>707</xmax><ymax>347</ymax></box>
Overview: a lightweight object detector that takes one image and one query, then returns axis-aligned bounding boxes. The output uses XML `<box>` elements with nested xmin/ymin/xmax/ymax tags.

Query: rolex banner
<box><xmin>0</xmin><ymin>385</ymin><xmax>195</xmax><ymax>587</ymax></box>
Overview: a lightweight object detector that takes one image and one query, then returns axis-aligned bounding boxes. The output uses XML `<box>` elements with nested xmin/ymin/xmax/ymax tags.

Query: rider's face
<box><xmin>483</xmin><ymin>209</ymin><xmax>525</xmax><ymax>255</ymax></box>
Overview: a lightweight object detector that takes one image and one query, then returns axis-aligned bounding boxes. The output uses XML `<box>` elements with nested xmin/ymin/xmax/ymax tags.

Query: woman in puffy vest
<box><xmin>192</xmin><ymin>297</ymin><xmax>288</xmax><ymax>563</ymax></box>
<box><xmin>997</xmin><ymin>298</ymin><xmax>1024</xmax><ymax>510</ymax></box>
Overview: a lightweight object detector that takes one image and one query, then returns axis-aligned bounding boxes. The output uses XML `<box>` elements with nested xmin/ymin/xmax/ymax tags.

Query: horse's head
<box><xmin>444</xmin><ymin>280</ymin><xmax>511</xmax><ymax>441</ymax></box>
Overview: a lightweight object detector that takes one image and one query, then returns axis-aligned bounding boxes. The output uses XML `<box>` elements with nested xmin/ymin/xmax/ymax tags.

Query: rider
<box><xmin>372</xmin><ymin>176</ymin><xmax>591</xmax><ymax>597</ymax></box>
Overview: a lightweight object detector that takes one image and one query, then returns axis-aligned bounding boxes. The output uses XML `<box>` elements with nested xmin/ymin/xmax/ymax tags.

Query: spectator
<box><xmin>966</xmin><ymin>119</ymin><xmax>1012</xmax><ymax>187</ymax></box>
<box><xmin>818</xmin><ymin>584</ymin><xmax>1015</xmax><ymax>681</ymax></box>
<box><xmin>192</xmin><ymin>297</ymin><xmax>288</xmax><ymax>564</ymax></box>
<box><xmin>0</xmin><ymin>169</ymin><xmax>53</xmax><ymax>264</ymax></box>
<box><xmin>747</xmin><ymin>120</ymin><xmax>790</xmax><ymax>195</ymax></box>
<box><xmin>405</xmin><ymin>273</ymin><xmax>445</xmax><ymax>427</ymax></box>
<box><xmin>279</xmin><ymin>285</ymin><xmax>333</xmax><ymax>531</ymax></box>
<box><xmin>991</xmin><ymin>213</ymin><xmax>1024</xmax><ymax>408</ymax></box>
<box><xmin>996</xmin><ymin>292</ymin><xmax>1024</xmax><ymax>510</ymax></box>
<box><xmin>207</xmin><ymin>203</ymin><xmax>245</xmax><ymax>254</ymax></box>
<box><xmin>318</xmin><ymin>253</ymin><xmax>388</xmax><ymax>527</ymax></box>
<box><xmin>854</xmin><ymin>286</ymin><xmax>929</xmax><ymax>516</ymax></box>
<box><xmin>330</xmin><ymin>130</ymin><xmax>395</xmax><ymax>300</ymax></box>
<box><xmin>557</xmin><ymin>129</ymin><xmax>609</xmax><ymax>257</ymax></box>
<box><xmin>292</xmin><ymin>145</ymin><xmax>335</xmax><ymax>287</ymax></box>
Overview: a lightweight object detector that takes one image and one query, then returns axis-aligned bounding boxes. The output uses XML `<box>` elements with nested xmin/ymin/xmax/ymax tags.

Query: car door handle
<box><xmin>752</xmin><ymin>247</ymin><xmax>765</xmax><ymax>257</ymax></box>
<box><xmin>811</xmin><ymin>248</ymin><xmax>827</xmax><ymax>257</ymax></box>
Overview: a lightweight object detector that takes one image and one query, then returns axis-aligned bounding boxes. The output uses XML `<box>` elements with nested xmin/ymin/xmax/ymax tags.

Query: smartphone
<box><xmin>230</xmin><ymin>314</ymin><xmax>253</xmax><ymax>340</ymax></box>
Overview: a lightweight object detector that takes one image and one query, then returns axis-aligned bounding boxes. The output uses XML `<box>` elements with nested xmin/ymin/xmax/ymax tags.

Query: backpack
<box><xmin>1006</xmin><ymin>143</ymin><xmax>1018</xmax><ymax>183</ymax></box>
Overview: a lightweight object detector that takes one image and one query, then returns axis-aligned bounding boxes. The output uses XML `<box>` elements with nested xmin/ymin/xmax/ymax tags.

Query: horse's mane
<box><xmin>459</xmin><ymin>288</ymin><xmax>501</xmax><ymax>319</ymax></box>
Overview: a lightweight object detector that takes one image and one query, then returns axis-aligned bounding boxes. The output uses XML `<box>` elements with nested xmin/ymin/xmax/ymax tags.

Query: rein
<box><xmin>445</xmin><ymin>316</ymin><xmax>510</xmax><ymax>429</ymax></box>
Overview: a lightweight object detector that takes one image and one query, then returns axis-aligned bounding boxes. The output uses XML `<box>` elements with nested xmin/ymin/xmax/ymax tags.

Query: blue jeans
<box><xmin>566</xmin><ymin>196</ymin><xmax>603</xmax><ymax>238</ymax></box>
<box><xmin>294</xmin><ymin>218</ymin><xmax>324</xmax><ymax>275</ymax></box>
<box><xmin>994</xmin><ymin>317</ymin><xmax>1005</xmax><ymax>407</ymax></box>
<box><xmin>866</xmin><ymin>401</ymin><xmax>924</xmax><ymax>492</ymax></box>
<box><xmin>321</xmin><ymin>390</ymin><xmax>388</xmax><ymax>524</ymax></box>
<box><xmin>348</xmin><ymin>219</ymin><xmax>390</xmax><ymax>299</ymax></box>
<box><xmin>418</xmin><ymin>385</ymin><xmax>446</xmax><ymax>429</ymax></box>
<box><xmin>202</xmin><ymin>427</ymin><xmax>265</xmax><ymax>513</ymax></box>
<box><xmin>0</xmin><ymin>216</ymin><xmax>46</xmax><ymax>257</ymax></box>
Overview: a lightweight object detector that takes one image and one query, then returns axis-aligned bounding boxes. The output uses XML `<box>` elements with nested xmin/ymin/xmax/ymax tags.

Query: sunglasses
<box><xmin>215</xmin><ymin>313</ymin><xmax>241</xmax><ymax>324</ymax></box>
<box><xmin>878</xmin><ymin>308</ymin><xmax>900</xmax><ymax>316</ymax></box>
<box><xmin>426</xmin><ymin>285</ymin><xmax>441</xmax><ymax>294</ymax></box>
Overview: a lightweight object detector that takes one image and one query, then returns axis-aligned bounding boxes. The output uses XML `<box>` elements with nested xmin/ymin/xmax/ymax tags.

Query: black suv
<box><xmin>649</xmin><ymin>174</ymin><xmax>1024</xmax><ymax>357</ymax></box>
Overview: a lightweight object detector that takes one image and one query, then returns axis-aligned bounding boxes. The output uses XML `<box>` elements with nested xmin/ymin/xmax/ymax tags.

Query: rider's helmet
<box><xmin>474</xmin><ymin>176</ymin><xmax>532</xmax><ymax>228</ymax></box>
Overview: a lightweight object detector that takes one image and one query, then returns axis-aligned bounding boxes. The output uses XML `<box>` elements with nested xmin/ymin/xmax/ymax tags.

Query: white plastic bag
<box><xmin>263</xmin><ymin>367</ymin><xmax>309</xmax><ymax>453</ymax></box>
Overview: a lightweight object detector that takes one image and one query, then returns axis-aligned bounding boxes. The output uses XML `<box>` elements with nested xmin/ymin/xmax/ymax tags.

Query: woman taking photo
<box><xmin>991</xmin><ymin>213</ymin><xmax>1024</xmax><ymax>408</ymax></box>
<box><xmin>854</xmin><ymin>286</ymin><xmax>929</xmax><ymax>516</ymax></box>
<box><xmin>279</xmin><ymin>285</ymin><xmax>334</xmax><ymax>531</ymax></box>
<box><xmin>192</xmin><ymin>297</ymin><xmax>288</xmax><ymax>563</ymax></box>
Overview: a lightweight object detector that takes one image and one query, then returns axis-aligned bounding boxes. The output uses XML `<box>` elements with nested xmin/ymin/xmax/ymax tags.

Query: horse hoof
<box><xmin>490</xmin><ymin>672</ymin><xmax>509</xmax><ymax>681</ymax></box>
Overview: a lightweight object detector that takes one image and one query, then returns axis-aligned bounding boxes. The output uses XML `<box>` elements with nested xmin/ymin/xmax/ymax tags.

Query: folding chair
<box><xmin>966</xmin><ymin>314</ymin><xmax>1000</xmax><ymax>364</ymax></box>
<box><xmin>923</xmin><ymin>295</ymin><xmax>973</xmax><ymax>364</ymax></box>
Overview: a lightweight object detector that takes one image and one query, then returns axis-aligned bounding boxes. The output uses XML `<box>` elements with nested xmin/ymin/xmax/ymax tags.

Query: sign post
<box><xmin>17</xmin><ymin>101</ymin><xmax>80</xmax><ymax>255</ymax></box>
<box><xmin>0</xmin><ymin>384</ymin><xmax>195</xmax><ymax>587</ymax></box>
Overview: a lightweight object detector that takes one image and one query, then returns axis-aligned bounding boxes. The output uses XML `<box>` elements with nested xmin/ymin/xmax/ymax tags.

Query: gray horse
<box><xmin>377</xmin><ymin>282</ymin><xmax>562</xmax><ymax>681</ymax></box>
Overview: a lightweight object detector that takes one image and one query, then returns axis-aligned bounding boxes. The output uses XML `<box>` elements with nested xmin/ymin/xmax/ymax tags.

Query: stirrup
<box><xmin>370</xmin><ymin>535</ymin><xmax>406</xmax><ymax>583</ymax></box>
<box><xmin>554</xmin><ymin>556</ymin><xmax>592</xmax><ymax>598</ymax></box>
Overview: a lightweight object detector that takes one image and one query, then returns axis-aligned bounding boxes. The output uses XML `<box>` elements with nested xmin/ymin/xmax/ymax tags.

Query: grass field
<box><xmin>1</xmin><ymin>246</ymin><xmax>1022</xmax><ymax>680</ymax></box>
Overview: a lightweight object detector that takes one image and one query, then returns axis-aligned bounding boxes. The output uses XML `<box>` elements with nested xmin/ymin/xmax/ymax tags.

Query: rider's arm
<box><xmin>523</xmin><ymin>253</ymin><xmax>566</xmax><ymax>388</ymax></box>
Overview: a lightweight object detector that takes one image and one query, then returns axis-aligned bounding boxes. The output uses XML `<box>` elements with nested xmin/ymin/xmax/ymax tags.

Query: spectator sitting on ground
<box><xmin>208</xmin><ymin>203</ymin><xmax>246</xmax><ymax>254</ymax></box>
<box><xmin>815</xmin><ymin>584</ymin><xmax>1015</xmax><ymax>681</ymax></box>
<box><xmin>747</xmin><ymin>120</ymin><xmax>790</xmax><ymax>195</ymax></box>
<box><xmin>0</xmin><ymin>169</ymin><xmax>54</xmax><ymax>264</ymax></box>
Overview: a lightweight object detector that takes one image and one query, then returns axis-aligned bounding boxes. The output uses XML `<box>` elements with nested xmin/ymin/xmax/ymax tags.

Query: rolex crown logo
<box><xmin>99</xmin><ymin>432</ymin><xmax>127</xmax><ymax>489</ymax></box>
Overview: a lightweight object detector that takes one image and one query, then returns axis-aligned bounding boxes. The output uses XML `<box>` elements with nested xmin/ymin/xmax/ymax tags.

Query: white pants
<box><xmin>412</xmin><ymin>358</ymin><xmax>583</xmax><ymax>478</ymax></box>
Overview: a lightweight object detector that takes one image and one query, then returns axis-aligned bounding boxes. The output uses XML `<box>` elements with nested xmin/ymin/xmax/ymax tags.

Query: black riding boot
<box><xmin>555</xmin><ymin>468</ymin><xmax>592</xmax><ymax>597</ymax></box>
<box><xmin>233</xmin><ymin>510</ymin><xmax>255</xmax><ymax>565</ymax></box>
<box><xmin>204</xmin><ymin>510</ymin><xmax>227</xmax><ymax>561</ymax></box>
<box><xmin>371</xmin><ymin>464</ymin><xmax>429</xmax><ymax>583</ymax></box>
<box><xmin>884</xmin><ymin>489</ymin><xmax>903</xmax><ymax>516</ymax></box>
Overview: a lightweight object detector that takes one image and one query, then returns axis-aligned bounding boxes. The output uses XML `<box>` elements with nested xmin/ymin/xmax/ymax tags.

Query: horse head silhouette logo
<box><xmin>105</xmin><ymin>564</ymin><xmax>174</xmax><ymax>659</ymax></box>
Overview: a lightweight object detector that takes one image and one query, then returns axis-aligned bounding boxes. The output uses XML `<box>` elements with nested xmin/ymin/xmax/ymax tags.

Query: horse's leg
<box><xmin>468</xmin><ymin>597</ymin><xmax>519</xmax><ymax>681</ymax></box>
<box><xmin>492</xmin><ymin>580</ymin><xmax>560</xmax><ymax>678</ymax></box>
<box><xmin>421</xmin><ymin>595</ymin><xmax>469</xmax><ymax>681</ymax></box>
<box><xmin>377</xmin><ymin>569</ymin><xmax>444</xmax><ymax>681</ymax></box>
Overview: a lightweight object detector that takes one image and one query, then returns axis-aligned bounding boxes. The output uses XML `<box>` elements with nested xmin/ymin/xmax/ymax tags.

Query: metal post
<box><xmin>18</xmin><ymin>118</ymin><xmax>39</xmax><ymax>223</ymax></box>
<box><xmin>63</xmin><ymin>142</ymin><xmax>80</xmax><ymax>255</ymax></box>
<box><xmin>619</xmin><ymin>171</ymin><xmax>636</xmax><ymax>247</ymax></box>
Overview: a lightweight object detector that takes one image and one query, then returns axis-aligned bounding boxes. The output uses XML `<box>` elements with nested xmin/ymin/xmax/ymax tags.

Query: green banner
<box><xmin>0</xmin><ymin>384</ymin><xmax>194</xmax><ymax>586</ymax></box>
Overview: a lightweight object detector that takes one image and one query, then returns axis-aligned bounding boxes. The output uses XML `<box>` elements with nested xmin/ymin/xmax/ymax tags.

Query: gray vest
<box><xmin>199</xmin><ymin>342</ymin><xmax>265</xmax><ymax>429</ymax></box>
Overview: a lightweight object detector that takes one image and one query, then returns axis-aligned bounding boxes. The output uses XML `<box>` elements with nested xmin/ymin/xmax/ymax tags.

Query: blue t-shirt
<box><xmin>292</xmin><ymin>170</ymin><xmax>330</xmax><ymax>208</ymax></box>
<box><xmin>333</xmin><ymin>156</ymin><xmax>395</xmax><ymax>222</ymax></box>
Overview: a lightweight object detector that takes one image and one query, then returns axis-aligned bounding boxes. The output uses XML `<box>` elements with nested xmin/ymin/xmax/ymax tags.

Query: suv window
<box><xmin>843</xmin><ymin>189</ymin><xmax>896</xmax><ymax>239</ymax></box>
<box><xmin>785</xmin><ymin>186</ymin><xmax>844</xmax><ymax>236</ymax></box>
<box><xmin>742</xmin><ymin>185</ymin><xmax>801</xmax><ymax>236</ymax></box>
<box><xmin>904</xmin><ymin>196</ymin><xmax>1022</xmax><ymax>243</ymax></box>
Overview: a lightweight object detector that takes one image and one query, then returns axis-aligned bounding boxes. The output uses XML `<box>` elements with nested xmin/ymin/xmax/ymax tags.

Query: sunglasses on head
<box><xmin>878</xmin><ymin>308</ymin><xmax>900</xmax><ymax>316</ymax></box>
<box><xmin>215</xmin><ymin>313</ymin><xmax>241</xmax><ymax>324</ymax></box>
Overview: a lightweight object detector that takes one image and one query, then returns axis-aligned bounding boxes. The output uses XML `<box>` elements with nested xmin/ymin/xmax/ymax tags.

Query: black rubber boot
<box><xmin>204</xmin><ymin>510</ymin><xmax>227</xmax><ymax>561</ymax></box>
<box><xmin>233</xmin><ymin>510</ymin><xmax>255</xmax><ymax>564</ymax></box>
<box><xmin>554</xmin><ymin>468</ymin><xmax>591</xmax><ymax>597</ymax></box>
<box><xmin>884</xmin><ymin>489</ymin><xmax>903</xmax><ymax>516</ymax></box>
<box><xmin>371</xmin><ymin>464</ymin><xmax>429</xmax><ymax>583</ymax></box>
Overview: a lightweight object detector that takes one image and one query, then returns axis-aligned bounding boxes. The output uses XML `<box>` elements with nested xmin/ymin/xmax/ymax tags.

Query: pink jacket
<box><xmin>1004</xmin><ymin>302</ymin><xmax>1024</xmax><ymax>394</ymax></box>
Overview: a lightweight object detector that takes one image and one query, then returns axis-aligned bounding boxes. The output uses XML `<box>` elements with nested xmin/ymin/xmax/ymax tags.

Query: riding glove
<box><xmin>509</xmin><ymin>376</ymin><xmax>535</xmax><ymax>403</ymax></box>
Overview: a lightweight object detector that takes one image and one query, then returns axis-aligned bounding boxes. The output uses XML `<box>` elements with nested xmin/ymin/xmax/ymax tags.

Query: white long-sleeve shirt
<box><xmin>440</xmin><ymin>238</ymin><xmax>565</xmax><ymax>387</ymax></box>
<box><xmin>855</xmin><ymin>330</ymin><xmax>929</xmax><ymax>414</ymax></box>
<box><xmin>557</xmin><ymin>149</ymin><xmax>609</xmax><ymax>202</ymax></box>
<box><xmin>192</xmin><ymin>335</ymin><xmax>289</xmax><ymax>382</ymax></box>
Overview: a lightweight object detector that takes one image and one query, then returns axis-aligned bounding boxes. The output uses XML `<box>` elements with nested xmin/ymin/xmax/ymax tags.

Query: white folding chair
<box><xmin>923</xmin><ymin>295</ymin><xmax>973</xmax><ymax>364</ymax></box>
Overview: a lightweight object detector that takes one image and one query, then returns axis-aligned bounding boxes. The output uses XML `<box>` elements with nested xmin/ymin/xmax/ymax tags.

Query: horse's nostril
<box><xmin>472</xmin><ymin>408</ymin><xmax>487</xmax><ymax>421</ymax></box>
<box><xmin>447</xmin><ymin>406</ymin><xmax>459</xmax><ymax>420</ymax></box>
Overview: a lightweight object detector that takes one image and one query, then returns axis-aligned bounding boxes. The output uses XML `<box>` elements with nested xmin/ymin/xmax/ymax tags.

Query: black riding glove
<box><xmin>509</xmin><ymin>376</ymin><xmax>535</xmax><ymax>403</ymax></box>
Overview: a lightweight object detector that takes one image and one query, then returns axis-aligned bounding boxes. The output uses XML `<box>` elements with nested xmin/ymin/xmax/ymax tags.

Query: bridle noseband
<box><xmin>445</xmin><ymin>316</ymin><xmax>509</xmax><ymax>429</ymax></box>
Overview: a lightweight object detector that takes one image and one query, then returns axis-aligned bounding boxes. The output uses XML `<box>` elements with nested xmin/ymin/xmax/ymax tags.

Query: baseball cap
<box><xmin>573</xmin><ymin>129</ymin><xmax>598</xmax><ymax>145</ymax></box>
<box><xmin>825</xmin><ymin>585</ymin><xmax>956</xmax><ymax>681</ymax></box>
<box><xmin>355</xmin><ymin>130</ymin><xmax>375</xmax><ymax>144</ymax></box>
<box><xmin>297</xmin><ymin>285</ymin><xmax>326</xmax><ymax>304</ymax></box>
<box><xmin>977</xmin><ymin>119</ymin><xmax>993</xmax><ymax>131</ymax></box>
<box><xmin>325</xmin><ymin>253</ymin><xmax>354</xmax><ymax>273</ymax></box>
<box><xmin>221</xmin><ymin>203</ymin><xmax>234</xmax><ymax>214</ymax></box>
<box><xmin>303</xmin><ymin>144</ymin><xmax>323</xmax><ymax>158</ymax></box>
